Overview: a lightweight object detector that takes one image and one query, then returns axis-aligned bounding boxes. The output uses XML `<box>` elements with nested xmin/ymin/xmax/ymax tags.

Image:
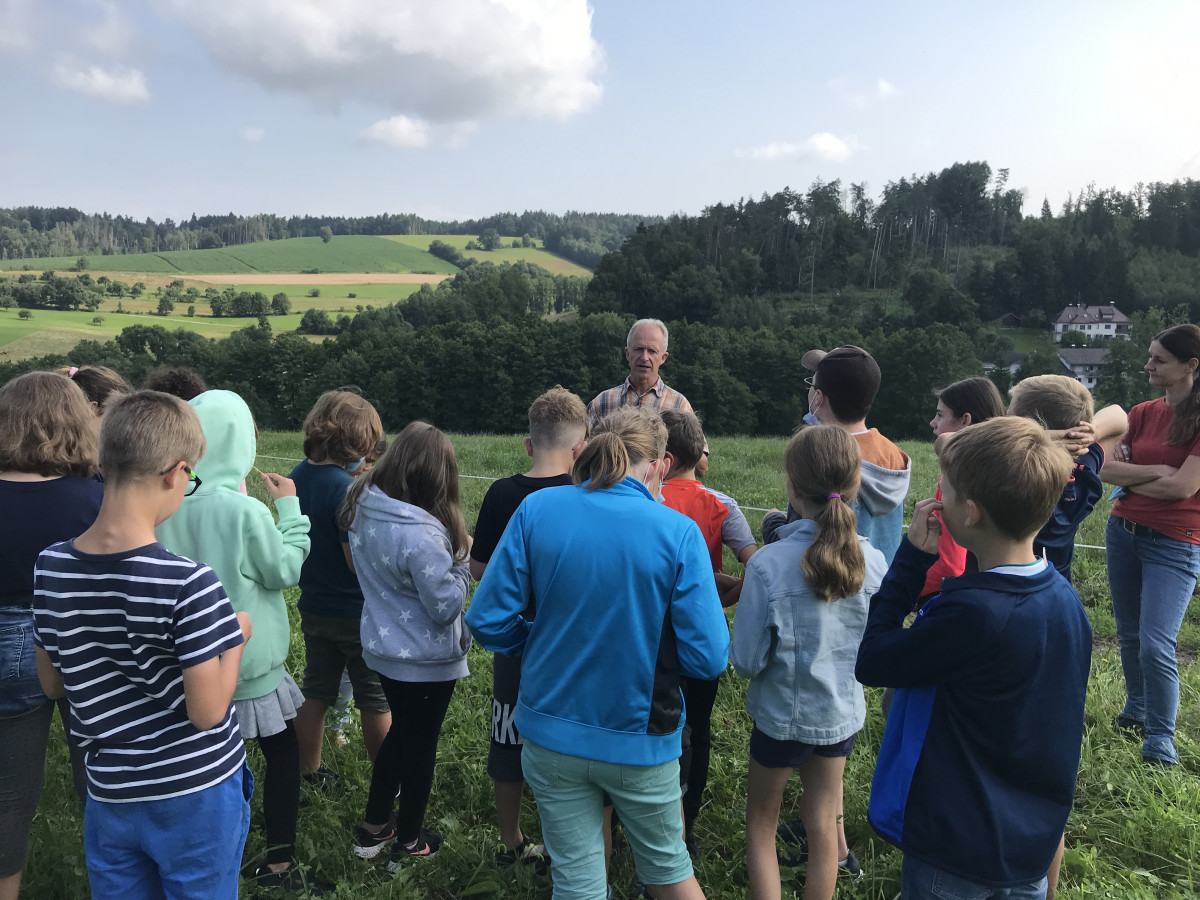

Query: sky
<box><xmin>1</xmin><ymin>0</ymin><xmax>1198</xmax><ymax>223</ymax></box>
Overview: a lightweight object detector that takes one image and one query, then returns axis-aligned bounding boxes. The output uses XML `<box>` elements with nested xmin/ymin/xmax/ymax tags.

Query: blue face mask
<box><xmin>802</xmin><ymin>411</ymin><xmax>820</xmax><ymax>426</ymax></box>
<box><xmin>346</xmin><ymin>457</ymin><xmax>366</xmax><ymax>473</ymax></box>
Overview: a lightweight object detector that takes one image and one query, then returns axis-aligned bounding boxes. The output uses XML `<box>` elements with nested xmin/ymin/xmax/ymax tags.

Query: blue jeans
<box><xmin>1105</xmin><ymin>517</ymin><xmax>1200</xmax><ymax>764</ymax></box>
<box><xmin>84</xmin><ymin>765</ymin><xmax>253</xmax><ymax>900</ymax></box>
<box><xmin>522</xmin><ymin>741</ymin><xmax>692</xmax><ymax>900</ymax></box>
<box><xmin>0</xmin><ymin>607</ymin><xmax>48</xmax><ymax>719</ymax></box>
<box><xmin>902</xmin><ymin>856</ymin><xmax>1047</xmax><ymax>899</ymax></box>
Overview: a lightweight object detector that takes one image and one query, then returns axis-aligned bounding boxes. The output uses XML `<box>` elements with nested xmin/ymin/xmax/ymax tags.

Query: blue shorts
<box><xmin>749</xmin><ymin>726</ymin><xmax>856</xmax><ymax>769</ymax></box>
<box><xmin>84</xmin><ymin>765</ymin><xmax>253</xmax><ymax>900</ymax></box>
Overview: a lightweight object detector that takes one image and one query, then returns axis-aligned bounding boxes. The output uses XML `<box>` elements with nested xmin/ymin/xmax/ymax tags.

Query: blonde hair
<box><xmin>784</xmin><ymin>425</ymin><xmax>865</xmax><ymax>602</ymax></box>
<box><xmin>302</xmin><ymin>390</ymin><xmax>385</xmax><ymax>465</ymax></box>
<box><xmin>0</xmin><ymin>372</ymin><xmax>99</xmax><ymax>478</ymax></box>
<box><xmin>339</xmin><ymin>421</ymin><xmax>469</xmax><ymax>560</ymax></box>
<box><xmin>528</xmin><ymin>386</ymin><xmax>589</xmax><ymax>451</ymax></box>
<box><xmin>939</xmin><ymin>417</ymin><xmax>1072</xmax><ymax>541</ymax></box>
<box><xmin>1008</xmin><ymin>375</ymin><xmax>1094</xmax><ymax>431</ymax></box>
<box><xmin>100</xmin><ymin>391</ymin><xmax>207</xmax><ymax>486</ymax></box>
<box><xmin>573</xmin><ymin>407</ymin><xmax>667</xmax><ymax>491</ymax></box>
<box><xmin>57</xmin><ymin>365</ymin><xmax>132</xmax><ymax>411</ymax></box>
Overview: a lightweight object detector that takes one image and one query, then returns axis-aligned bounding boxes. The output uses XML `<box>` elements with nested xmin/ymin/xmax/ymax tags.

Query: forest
<box><xmin>2</xmin><ymin>161</ymin><xmax>1198</xmax><ymax>437</ymax></box>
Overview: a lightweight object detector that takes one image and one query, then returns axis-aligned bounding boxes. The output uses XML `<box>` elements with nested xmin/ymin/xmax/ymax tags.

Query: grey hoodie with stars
<box><xmin>350</xmin><ymin>485</ymin><xmax>471</xmax><ymax>682</ymax></box>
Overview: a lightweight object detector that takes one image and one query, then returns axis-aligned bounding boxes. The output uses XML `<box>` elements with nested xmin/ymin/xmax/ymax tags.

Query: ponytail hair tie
<box><xmin>827</xmin><ymin>493</ymin><xmax>841</xmax><ymax>501</ymax></box>
<box><xmin>68</xmin><ymin>366</ymin><xmax>79</xmax><ymax>378</ymax></box>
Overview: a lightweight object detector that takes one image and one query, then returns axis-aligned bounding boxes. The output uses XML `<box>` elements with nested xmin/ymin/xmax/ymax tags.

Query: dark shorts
<box><xmin>487</xmin><ymin>652</ymin><xmax>525</xmax><ymax>783</ymax></box>
<box><xmin>299</xmin><ymin>611</ymin><xmax>389</xmax><ymax>712</ymax></box>
<box><xmin>749</xmin><ymin>726</ymin><xmax>856</xmax><ymax>769</ymax></box>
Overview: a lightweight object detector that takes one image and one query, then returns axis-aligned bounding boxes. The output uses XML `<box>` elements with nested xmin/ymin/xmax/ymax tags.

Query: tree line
<box><xmin>0</xmin><ymin>260</ymin><xmax>1177</xmax><ymax>440</ymax></box>
<box><xmin>0</xmin><ymin>208</ymin><xmax>658</xmax><ymax>272</ymax></box>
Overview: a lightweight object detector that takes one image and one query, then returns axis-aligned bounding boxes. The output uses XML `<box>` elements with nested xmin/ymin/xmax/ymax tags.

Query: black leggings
<box><xmin>680</xmin><ymin>674</ymin><xmax>721</xmax><ymax>833</ymax></box>
<box><xmin>364</xmin><ymin>678</ymin><xmax>456</xmax><ymax>842</ymax></box>
<box><xmin>257</xmin><ymin>721</ymin><xmax>300</xmax><ymax>865</ymax></box>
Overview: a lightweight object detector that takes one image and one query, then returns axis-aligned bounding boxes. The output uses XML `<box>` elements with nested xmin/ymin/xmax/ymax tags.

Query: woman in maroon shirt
<box><xmin>1101</xmin><ymin>324</ymin><xmax>1200</xmax><ymax>766</ymax></box>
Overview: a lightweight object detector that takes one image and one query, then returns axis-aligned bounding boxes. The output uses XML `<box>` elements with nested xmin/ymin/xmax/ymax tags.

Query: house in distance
<box><xmin>1053</xmin><ymin>304</ymin><xmax>1130</xmax><ymax>343</ymax></box>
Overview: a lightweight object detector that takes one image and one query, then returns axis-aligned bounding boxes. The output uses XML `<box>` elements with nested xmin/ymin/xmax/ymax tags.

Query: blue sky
<box><xmin>2</xmin><ymin>0</ymin><xmax>1197</xmax><ymax>222</ymax></box>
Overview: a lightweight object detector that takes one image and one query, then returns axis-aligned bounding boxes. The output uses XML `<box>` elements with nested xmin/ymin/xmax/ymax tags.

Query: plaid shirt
<box><xmin>587</xmin><ymin>377</ymin><xmax>693</xmax><ymax>429</ymax></box>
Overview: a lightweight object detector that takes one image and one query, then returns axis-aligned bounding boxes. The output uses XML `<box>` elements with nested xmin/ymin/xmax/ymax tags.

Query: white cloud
<box><xmin>164</xmin><ymin>0</ymin><xmax>604</xmax><ymax>131</ymax></box>
<box><xmin>876</xmin><ymin>78</ymin><xmax>898</xmax><ymax>101</ymax></box>
<box><xmin>53</xmin><ymin>61</ymin><xmax>150</xmax><ymax>103</ymax></box>
<box><xmin>738</xmin><ymin>133</ymin><xmax>861</xmax><ymax>164</ymax></box>
<box><xmin>240</xmin><ymin>126</ymin><xmax>266</xmax><ymax>143</ymax></box>
<box><xmin>362</xmin><ymin>115</ymin><xmax>430</xmax><ymax>149</ymax></box>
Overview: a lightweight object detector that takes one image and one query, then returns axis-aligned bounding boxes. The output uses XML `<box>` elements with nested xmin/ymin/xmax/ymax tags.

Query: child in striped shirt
<box><xmin>33</xmin><ymin>391</ymin><xmax>252</xmax><ymax>900</ymax></box>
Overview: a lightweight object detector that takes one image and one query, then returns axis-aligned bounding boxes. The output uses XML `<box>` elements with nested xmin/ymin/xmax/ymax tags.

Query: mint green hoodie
<box><xmin>156</xmin><ymin>390</ymin><xmax>311</xmax><ymax>701</ymax></box>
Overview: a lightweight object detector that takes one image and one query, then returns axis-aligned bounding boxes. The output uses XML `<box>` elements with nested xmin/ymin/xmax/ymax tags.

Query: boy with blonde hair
<box><xmin>33</xmin><ymin>391</ymin><xmax>252</xmax><ymax>899</ymax></box>
<box><xmin>470</xmin><ymin>386</ymin><xmax>589</xmax><ymax>866</ymax></box>
<box><xmin>1008</xmin><ymin>374</ymin><xmax>1127</xmax><ymax>582</ymax></box>
<box><xmin>856</xmin><ymin>417</ymin><xmax>1091</xmax><ymax>898</ymax></box>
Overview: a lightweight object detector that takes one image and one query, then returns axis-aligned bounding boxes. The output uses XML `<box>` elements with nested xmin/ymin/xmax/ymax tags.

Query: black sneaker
<box><xmin>495</xmin><ymin>838</ymin><xmax>548</xmax><ymax>874</ymax></box>
<box><xmin>302</xmin><ymin>767</ymin><xmax>339</xmax><ymax>794</ymax></box>
<box><xmin>839</xmin><ymin>850</ymin><xmax>864</xmax><ymax>880</ymax></box>
<box><xmin>777</xmin><ymin>818</ymin><xmax>807</xmax><ymax>846</ymax></box>
<box><xmin>385</xmin><ymin>828</ymin><xmax>442</xmax><ymax>873</ymax></box>
<box><xmin>1113</xmin><ymin>716</ymin><xmax>1147</xmax><ymax>739</ymax></box>
<box><xmin>249</xmin><ymin>862</ymin><xmax>332</xmax><ymax>895</ymax></box>
<box><xmin>351</xmin><ymin>824</ymin><xmax>396</xmax><ymax>859</ymax></box>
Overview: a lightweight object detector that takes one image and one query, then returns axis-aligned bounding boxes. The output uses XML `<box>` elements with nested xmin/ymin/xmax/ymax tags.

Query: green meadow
<box><xmin>0</xmin><ymin>307</ymin><xmax>306</xmax><ymax>362</ymax></box>
<box><xmin>383</xmin><ymin>234</ymin><xmax>595</xmax><ymax>277</ymax></box>
<box><xmin>0</xmin><ymin>236</ymin><xmax>462</xmax><ymax>275</ymax></box>
<box><xmin>23</xmin><ymin>434</ymin><xmax>1200</xmax><ymax>899</ymax></box>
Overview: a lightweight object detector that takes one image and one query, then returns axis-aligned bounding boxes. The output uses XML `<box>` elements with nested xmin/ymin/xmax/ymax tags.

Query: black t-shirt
<box><xmin>471</xmin><ymin>473</ymin><xmax>574</xmax><ymax>621</ymax></box>
<box><xmin>0</xmin><ymin>476</ymin><xmax>104</xmax><ymax>608</ymax></box>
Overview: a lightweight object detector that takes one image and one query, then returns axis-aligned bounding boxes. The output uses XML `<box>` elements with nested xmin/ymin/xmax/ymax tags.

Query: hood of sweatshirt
<box><xmin>857</xmin><ymin>457</ymin><xmax>911</xmax><ymax>518</ymax></box>
<box><xmin>355</xmin><ymin>482</ymin><xmax>446</xmax><ymax>532</ymax></box>
<box><xmin>190</xmin><ymin>390</ymin><xmax>255</xmax><ymax>493</ymax></box>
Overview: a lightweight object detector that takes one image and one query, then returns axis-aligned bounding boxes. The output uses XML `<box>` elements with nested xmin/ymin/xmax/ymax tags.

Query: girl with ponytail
<box><xmin>468</xmin><ymin>407</ymin><xmax>729</xmax><ymax>899</ymax></box>
<box><xmin>731</xmin><ymin>425</ymin><xmax>888</xmax><ymax>900</ymax></box>
<box><xmin>1101</xmin><ymin>322</ymin><xmax>1200</xmax><ymax>767</ymax></box>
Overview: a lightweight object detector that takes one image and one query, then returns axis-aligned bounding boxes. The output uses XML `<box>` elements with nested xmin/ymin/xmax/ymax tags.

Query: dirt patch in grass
<box><xmin>189</xmin><ymin>273</ymin><xmax>450</xmax><ymax>285</ymax></box>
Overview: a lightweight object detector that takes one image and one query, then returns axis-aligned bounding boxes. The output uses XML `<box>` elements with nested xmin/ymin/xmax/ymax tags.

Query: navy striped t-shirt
<box><xmin>33</xmin><ymin>541</ymin><xmax>247</xmax><ymax>803</ymax></box>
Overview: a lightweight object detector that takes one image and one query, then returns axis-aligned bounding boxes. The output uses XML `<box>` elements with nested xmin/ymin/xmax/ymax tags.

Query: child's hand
<box><xmin>260</xmin><ymin>472</ymin><xmax>297</xmax><ymax>499</ymax></box>
<box><xmin>1048</xmin><ymin>421</ymin><xmax>1095</xmax><ymax>458</ymax></box>
<box><xmin>907</xmin><ymin>498</ymin><xmax>942</xmax><ymax>554</ymax></box>
<box><xmin>236</xmin><ymin>611</ymin><xmax>252</xmax><ymax>643</ymax></box>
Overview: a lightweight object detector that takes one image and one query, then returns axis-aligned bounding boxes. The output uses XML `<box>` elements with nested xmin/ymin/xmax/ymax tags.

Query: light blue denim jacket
<box><xmin>730</xmin><ymin>518</ymin><xmax>886</xmax><ymax>743</ymax></box>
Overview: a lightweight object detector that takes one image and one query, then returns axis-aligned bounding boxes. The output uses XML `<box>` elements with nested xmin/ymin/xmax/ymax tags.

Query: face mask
<box><xmin>346</xmin><ymin>457</ymin><xmax>366</xmax><ymax>473</ymax></box>
<box><xmin>802</xmin><ymin>411</ymin><xmax>820</xmax><ymax>426</ymax></box>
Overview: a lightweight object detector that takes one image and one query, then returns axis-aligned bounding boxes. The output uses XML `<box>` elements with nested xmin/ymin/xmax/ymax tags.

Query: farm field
<box><xmin>0</xmin><ymin>236</ymin><xmax>462</xmax><ymax>275</ymax></box>
<box><xmin>0</xmin><ymin>307</ymin><xmax>304</xmax><ymax>361</ymax></box>
<box><xmin>23</xmin><ymin>434</ymin><xmax>1200</xmax><ymax>899</ymax></box>
<box><xmin>384</xmin><ymin>234</ymin><xmax>594</xmax><ymax>277</ymax></box>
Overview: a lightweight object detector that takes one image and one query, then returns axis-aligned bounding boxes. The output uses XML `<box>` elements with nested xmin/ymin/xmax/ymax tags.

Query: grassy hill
<box><xmin>0</xmin><ymin>236</ymin><xmax>462</xmax><ymax>275</ymax></box>
<box><xmin>383</xmin><ymin>234</ymin><xmax>594</xmax><ymax>277</ymax></box>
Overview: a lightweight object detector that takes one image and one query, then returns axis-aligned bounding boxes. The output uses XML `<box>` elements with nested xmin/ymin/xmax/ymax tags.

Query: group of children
<box><xmin>1</xmin><ymin>344</ymin><xmax>1132</xmax><ymax>900</ymax></box>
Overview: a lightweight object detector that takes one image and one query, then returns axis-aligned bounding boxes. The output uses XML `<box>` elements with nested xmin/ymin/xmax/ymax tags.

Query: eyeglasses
<box><xmin>160</xmin><ymin>462</ymin><xmax>202</xmax><ymax>496</ymax></box>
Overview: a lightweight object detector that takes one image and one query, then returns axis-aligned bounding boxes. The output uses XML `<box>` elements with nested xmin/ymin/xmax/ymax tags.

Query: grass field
<box><xmin>0</xmin><ymin>307</ymin><xmax>307</xmax><ymax>360</ymax></box>
<box><xmin>382</xmin><ymin>235</ymin><xmax>594</xmax><ymax>277</ymax></box>
<box><xmin>23</xmin><ymin>434</ymin><xmax>1200</xmax><ymax>899</ymax></box>
<box><xmin>0</xmin><ymin>236</ymin><xmax>462</xmax><ymax>276</ymax></box>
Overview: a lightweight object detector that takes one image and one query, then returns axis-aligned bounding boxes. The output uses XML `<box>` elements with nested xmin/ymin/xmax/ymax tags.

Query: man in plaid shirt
<box><xmin>587</xmin><ymin>318</ymin><xmax>693</xmax><ymax>430</ymax></box>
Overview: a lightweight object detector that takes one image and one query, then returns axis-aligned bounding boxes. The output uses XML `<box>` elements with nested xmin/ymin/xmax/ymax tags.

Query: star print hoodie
<box><xmin>350</xmin><ymin>484</ymin><xmax>471</xmax><ymax>682</ymax></box>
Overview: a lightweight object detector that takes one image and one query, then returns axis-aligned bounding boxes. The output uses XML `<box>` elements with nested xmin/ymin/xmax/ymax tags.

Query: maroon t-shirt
<box><xmin>1113</xmin><ymin>397</ymin><xmax>1200</xmax><ymax>543</ymax></box>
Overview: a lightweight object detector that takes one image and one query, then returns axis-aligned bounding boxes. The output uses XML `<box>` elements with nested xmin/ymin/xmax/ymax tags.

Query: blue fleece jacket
<box><xmin>855</xmin><ymin>539</ymin><xmax>1092</xmax><ymax>887</ymax></box>
<box><xmin>466</xmin><ymin>477</ymin><xmax>730</xmax><ymax>767</ymax></box>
